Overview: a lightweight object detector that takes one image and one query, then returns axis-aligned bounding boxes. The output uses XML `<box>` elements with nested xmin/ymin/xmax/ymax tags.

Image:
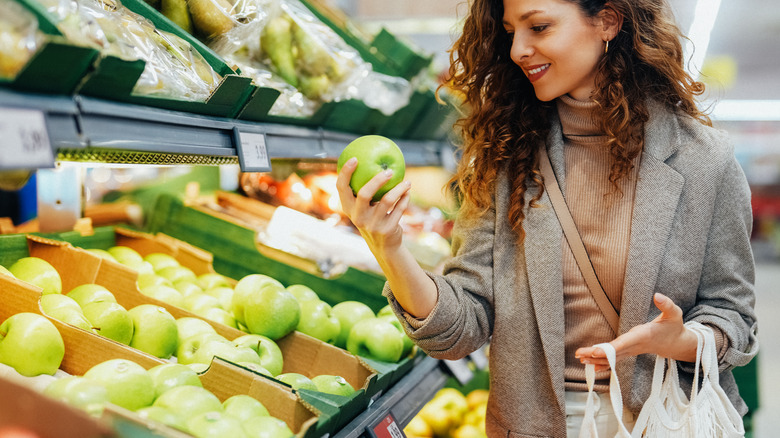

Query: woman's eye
<box><xmin>531</xmin><ymin>24</ymin><xmax>549</xmax><ymax>32</ymax></box>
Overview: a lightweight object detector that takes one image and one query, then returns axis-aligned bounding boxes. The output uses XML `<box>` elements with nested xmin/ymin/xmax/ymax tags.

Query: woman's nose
<box><xmin>510</xmin><ymin>35</ymin><xmax>533</xmax><ymax>65</ymax></box>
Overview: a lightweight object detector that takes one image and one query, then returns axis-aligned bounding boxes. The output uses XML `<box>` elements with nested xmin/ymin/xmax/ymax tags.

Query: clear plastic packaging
<box><xmin>205</xmin><ymin>0</ymin><xmax>412</xmax><ymax>118</ymax></box>
<box><xmin>37</xmin><ymin>0</ymin><xmax>222</xmax><ymax>101</ymax></box>
<box><xmin>0</xmin><ymin>0</ymin><xmax>45</xmax><ymax>80</ymax></box>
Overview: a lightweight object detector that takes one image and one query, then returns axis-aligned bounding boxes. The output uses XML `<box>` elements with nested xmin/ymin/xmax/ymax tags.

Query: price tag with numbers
<box><xmin>233</xmin><ymin>128</ymin><xmax>271</xmax><ymax>172</ymax></box>
<box><xmin>0</xmin><ymin>107</ymin><xmax>54</xmax><ymax>168</ymax></box>
<box><xmin>367</xmin><ymin>411</ymin><xmax>406</xmax><ymax>438</ymax></box>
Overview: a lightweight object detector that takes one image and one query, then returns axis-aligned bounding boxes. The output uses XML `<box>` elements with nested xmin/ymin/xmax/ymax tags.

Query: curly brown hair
<box><xmin>444</xmin><ymin>0</ymin><xmax>711</xmax><ymax>241</ymax></box>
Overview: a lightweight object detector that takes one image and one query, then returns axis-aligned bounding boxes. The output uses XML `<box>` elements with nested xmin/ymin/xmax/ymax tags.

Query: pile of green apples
<box><xmin>42</xmin><ymin>358</ymin><xmax>295</xmax><ymax>438</ymax></box>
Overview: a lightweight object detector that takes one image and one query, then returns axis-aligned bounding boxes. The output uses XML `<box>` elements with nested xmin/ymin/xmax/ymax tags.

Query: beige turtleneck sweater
<box><xmin>557</xmin><ymin>94</ymin><xmax>640</xmax><ymax>391</ymax></box>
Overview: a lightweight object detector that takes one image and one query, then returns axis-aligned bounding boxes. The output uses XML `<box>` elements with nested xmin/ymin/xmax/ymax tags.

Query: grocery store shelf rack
<box><xmin>0</xmin><ymin>88</ymin><xmax>452</xmax><ymax>170</ymax></box>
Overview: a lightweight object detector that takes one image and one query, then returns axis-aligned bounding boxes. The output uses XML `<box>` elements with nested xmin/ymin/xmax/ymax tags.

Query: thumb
<box><xmin>653</xmin><ymin>293</ymin><xmax>680</xmax><ymax>318</ymax></box>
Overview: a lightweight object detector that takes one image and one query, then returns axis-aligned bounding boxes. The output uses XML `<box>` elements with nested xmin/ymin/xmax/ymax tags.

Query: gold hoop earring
<box><xmin>605</xmin><ymin>40</ymin><xmax>609</xmax><ymax>54</ymax></box>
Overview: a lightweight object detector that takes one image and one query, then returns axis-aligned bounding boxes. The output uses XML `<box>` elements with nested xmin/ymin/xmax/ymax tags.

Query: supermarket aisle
<box><xmin>750</xmin><ymin>261</ymin><xmax>780</xmax><ymax>437</ymax></box>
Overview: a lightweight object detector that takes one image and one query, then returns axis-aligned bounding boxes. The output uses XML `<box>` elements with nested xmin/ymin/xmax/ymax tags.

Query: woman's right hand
<box><xmin>336</xmin><ymin>157</ymin><xmax>412</xmax><ymax>255</ymax></box>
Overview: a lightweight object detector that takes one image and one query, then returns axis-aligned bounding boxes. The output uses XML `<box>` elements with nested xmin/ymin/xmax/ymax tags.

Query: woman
<box><xmin>336</xmin><ymin>0</ymin><xmax>758</xmax><ymax>436</ymax></box>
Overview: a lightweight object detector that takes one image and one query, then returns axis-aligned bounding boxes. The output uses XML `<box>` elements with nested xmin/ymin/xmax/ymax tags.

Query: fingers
<box><xmin>337</xmin><ymin>157</ymin><xmax>358</xmax><ymax>209</ymax></box>
<box><xmin>355</xmin><ymin>169</ymin><xmax>396</xmax><ymax>204</ymax></box>
<box><xmin>653</xmin><ymin>293</ymin><xmax>683</xmax><ymax>322</ymax></box>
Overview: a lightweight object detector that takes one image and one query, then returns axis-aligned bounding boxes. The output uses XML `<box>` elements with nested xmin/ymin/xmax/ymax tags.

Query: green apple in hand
<box><xmin>83</xmin><ymin>358</ymin><xmax>155</xmax><ymax>411</ymax></box>
<box><xmin>82</xmin><ymin>301</ymin><xmax>134</xmax><ymax>345</ymax></box>
<box><xmin>153</xmin><ymin>385</ymin><xmax>223</xmax><ymax>418</ymax></box>
<box><xmin>311</xmin><ymin>375</ymin><xmax>356</xmax><ymax>397</ymax></box>
<box><xmin>347</xmin><ymin>318</ymin><xmax>405</xmax><ymax>363</ymax></box>
<box><xmin>147</xmin><ymin>363</ymin><xmax>203</xmax><ymax>398</ymax></box>
<box><xmin>187</xmin><ymin>411</ymin><xmax>248</xmax><ymax>438</ymax></box>
<box><xmin>0</xmin><ymin>312</ymin><xmax>64</xmax><ymax>376</ymax></box>
<box><xmin>128</xmin><ymin>304</ymin><xmax>178</xmax><ymax>359</ymax></box>
<box><xmin>8</xmin><ymin>257</ymin><xmax>62</xmax><ymax>295</ymax></box>
<box><xmin>337</xmin><ymin>135</ymin><xmax>406</xmax><ymax>202</ymax></box>
<box><xmin>43</xmin><ymin>375</ymin><xmax>109</xmax><ymax>415</ymax></box>
<box><xmin>331</xmin><ymin>301</ymin><xmax>375</xmax><ymax>349</ymax></box>
<box><xmin>232</xmin><ymin>334</ymin><xmax>284</xmax><ymax>376</ymax></box>
<box><xmin>243</xmin><ymin>415</ymin><xmax>294</xmax><ymax>438</ymax></box>
<box><xmin>276</xmin><ymin>372</ymin><xmax>317</xmax><ymax>391</ymax></box>
<box><xmin>223</xmin><ymin>394</ymin><xmax>269</xmax><ymax>422</ymax></box>
<box><xmin>296</xmin><ymin>300</ymin><xmax>340</xmax><ymax>344</ymax></box>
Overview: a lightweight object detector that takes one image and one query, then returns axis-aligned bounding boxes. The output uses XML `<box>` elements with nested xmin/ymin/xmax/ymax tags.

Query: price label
<box><xmin>0</xmin><ymin>108</ymin><xmax>54</xmax><ymax>168</ymax></box>
<box><xmin>441</xmin><ymin>358</ymin><xmax>474</xmax><ymax>386</ymax></box>
<box><xmin>234</xmin><ymin>128</ymin><xmax>271</xmax><ymax>172</ymax></box>
<box><xmin>469</xmin><ymin>345</ymin><xmax>489</xmax><ymax>370</ymax></box>
<box><xmin>368</xmin><ymin>411</ymin><xmax>406</xmax><ymax>438</ymax></box>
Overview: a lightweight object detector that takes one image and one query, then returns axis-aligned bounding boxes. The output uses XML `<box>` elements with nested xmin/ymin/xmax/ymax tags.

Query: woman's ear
<box><xmin>599</xmin><ymin>4</ymin><xmax>623</xmax><ymax>41</ymax></box>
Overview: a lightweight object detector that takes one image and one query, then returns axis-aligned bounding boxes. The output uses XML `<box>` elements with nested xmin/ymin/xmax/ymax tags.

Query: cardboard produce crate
<box><xmin>0</xmin><ymin>269</ymin><xmax>322</xmax><ymax>438</ymax></box>
<box><xmin>9</xmin><ymin>229</ymin><xmax>380</xmax><ymax>433</ymax></box>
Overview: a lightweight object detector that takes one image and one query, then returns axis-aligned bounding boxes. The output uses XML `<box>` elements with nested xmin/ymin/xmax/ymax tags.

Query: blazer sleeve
<box><xmin>383</xmin><ymin>203</ymin><xmax>498</xmax><ymax>361</ymax></box>
<box><xmin>685</xmin><ymin>149</ymin><xmax>759</xmax><ymax>372</ymax></box>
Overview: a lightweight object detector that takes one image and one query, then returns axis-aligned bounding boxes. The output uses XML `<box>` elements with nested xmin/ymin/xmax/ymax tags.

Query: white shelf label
<box><xmin>0</xmin><ymin>108</ymin><xmax>54</xmax><ymax>168</ymax></box>
<box><xmin>234</xmin><ymin>128</ymin><xmax>271</xmax><ymax>172</ymax></box>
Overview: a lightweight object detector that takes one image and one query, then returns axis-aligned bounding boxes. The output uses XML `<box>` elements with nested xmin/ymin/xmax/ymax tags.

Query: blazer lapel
<box><xmin>524</xmin><ymin>120</ymin><xmax>567</xmax><ymax>412</ymax></box>
<box><xmin>620</xmin><ymin>100</ymin><xmax>685</xmax><ymax>333</ymax></box>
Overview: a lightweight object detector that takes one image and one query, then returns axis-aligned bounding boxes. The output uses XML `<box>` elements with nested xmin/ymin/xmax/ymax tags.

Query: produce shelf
<box><xmin>1</xmin><ymin>88</ymin><xmax>453</xmax><ymax>170</ymax></box>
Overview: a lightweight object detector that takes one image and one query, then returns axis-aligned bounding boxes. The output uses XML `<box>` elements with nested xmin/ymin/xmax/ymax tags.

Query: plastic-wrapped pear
<box><xmin>260</xmin><ymin>15</ymin><xmax>297</xmax><ymax>87</ymax></box>
<box><xmin>298</xmin><ymin>74</ymin><xmax>330</xmax><ymax>99</ymax></box>
<box><xmin>161</xmin><ymin>0</ymin><xmax>192</xmax><ymax>34</ymax></box>
<box><xmin>187</xmin><ymin>0</ymin><xmax>234</xmax><ymax>39</ymax></box>
<box><xmin>291</xmin><ymin>20</ymin><xmax>343</xmax><ymax>80</ymax></box>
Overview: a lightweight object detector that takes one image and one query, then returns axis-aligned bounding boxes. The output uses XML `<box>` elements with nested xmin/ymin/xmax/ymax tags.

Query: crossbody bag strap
<box><xmin>538</xmin><ymin>147</ymin><xmax>621</xmax><ymax>335</ymax></box>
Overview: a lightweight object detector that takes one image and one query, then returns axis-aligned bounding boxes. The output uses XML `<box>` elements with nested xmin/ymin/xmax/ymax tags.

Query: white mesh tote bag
<box><xmin>579</xmin><ymin>321</ymin><xmax>745</xmax><ymax>438</ymax></box>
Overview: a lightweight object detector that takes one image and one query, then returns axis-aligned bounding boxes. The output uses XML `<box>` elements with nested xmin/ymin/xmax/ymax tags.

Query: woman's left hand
<box><xmin>575</xmin><ymin>293</ymin><xmax>699</xmax><ymax>371</ymax></box>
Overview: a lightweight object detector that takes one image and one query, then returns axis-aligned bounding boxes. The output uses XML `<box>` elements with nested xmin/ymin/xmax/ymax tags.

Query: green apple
<box><xmin>136</xmin><ymin>406</ymin><xmax>188</xmax><ymax>431</ymax></box>
<box><xmin>83</xmin><ymin>358</ymin><xmax>155</xmax><ymax>411</ymax></box>
<box><xmin>86</xmin><ymin>248</ymin><xmax>116</xmax><ymax>261</ymax></box>
<box><xmin>184</xmin><ymin>293</ymin><xmax>220</xmax><ymax>314</ymax></box>
<box><xmin>331</xmin><ymin>301</ymin><xmax>375</xmax><ymax>349</ymax></box>
<box><xmin>285</xmin><ymin>284</ymin><xmax>319</xmax><ymax>304</ymax></box>
<box><xmin>147</xmin><ymin>363</ymin><xmax>203</xmax><ymax>398</ymax></box>
<box><xmin>66</xmin><ymin>283</ymin><xmax>116</xmax><ymax>307</ymax></box>
<box><xmin>39</xmin><ymin>294</ymin><xmax>94</xmax><ymax>331</ymax></box>
<box><xmin>174</xmin><ymin>280</ymin><xmax>204</xmax><ymax>298</ymax></box>
<box><xmin>194</xmin><ymin>307</ymin><xmax>238</xmax><ymax>329</ymax></box>
<box><xmin>187</xmin><ymin>411</ymin><xmax>248</xmax><ymax>438</ymax></box>
<box><xmin>139</xmin><ymin>284</ymin><xmax>184</xmax><ymax>308</ymax></box>
<box><xmin>231</xmin><ymin>274</ymin><xmax>284</xmax><ymax>326</ymax></box>
<box><xmin>137</xmin><ymin>273</ymin><xmax>173</xmax><ymax>290</ymax></box>
<box><xmin>157</xmin><ymin>265</ymin><xmax>197</xmax><ymax>284</ymax></box>
<box><xmin>43</xmin><ymin>375</ymin><xmax>109</xmax><ymax>415</ymax></box>
<box><xmin>243</xmin><ymin>415</ymin><xmax>294</xmax><ymax>438</ymax></box>
<box><xmin>82</xmin><ymin>301</ymin><xmax>134</xmax><ymax>345</ymax></box>
<box><xmin>192</xmin><ymin>341</ymin><xmax>262</xmax><ymax>367</ymax></box>
<box><xmin>296</xmin><ymin>300</ymin><xmax>340</xmax><ymax>344</ymax></box>
<box><xmin>198</xmin><ymin>272</ymin><xmax>231</xmax><ymax>290</ymax></box>
<box><xmin>378</xmin><ymin>314</ymin><xmax>415</xmax><ymax>358</ymax></box>
<box><xmin>203</xmin><ymin>286</ymin><xmax>234</xmax><ymax>311</ymax></box>
<box><xmin>232</xmin><ymin>334</ymin><xmax>283</xmax><ymax>376</ymax></box>
<box><xmin>337</xmin><ymin>135</ymin><xmax>406</xmax><ymax>202</ymax></box>
<box><xmin>238</xmin><ymin>362</ymin><xmax>272</xmax><ymax>376</ymax></box>
<box><xmin>176</xmin><ymin>332</ymin><xmax>230</xmax><ymax>365</ymax></box>
<box><xmin>107</xmin><ymin>246</ymin><xmax>144</xmax><ymax>267</ymax></box>
<box><xmin>347</xmin><ymin>318</ymin><xmax>404</xmax><ymax>363</ymax></box>
<box><xmin>187</xmin><ymin>363</ymin><xmax>210</xmax><ymax>373</ymax></box>
<box><xmin>153</xmin><ymin>385</ymin><xmax>223</xmax><ymax>418</ymax></box>
<box><xmin>0</xmin><ymin>312</ymin><xmax>64</xmax><ymax>376</ymax></box>
<box><xmin>128</xmin><ymin>304</ymin><xmax>178</xmax><ymax>359</ymax></box>
<box><xmin>311</xmin><ymin>375</ymin><xmax>356</xmax><ymax>397</ymax></box>
<box><xmin>144</xmin><ymin>253</ymin><xmax>180</xmax><ymax>272</ymax></box>
<box><xmin>276</xmin><ymin>373</ymin><xmax>317</xmax><ymax>391</ymax></box>
<box><xmin>8</xmin><ymin>257</ymin><xmax>62</xmax><ymax>295</ymax></box>
<box><xmin>175</xmin><ymin>317</ymin><xmax>216</xmax><ymax>346</ymax></box>
<box><xmin>223</xmin><ymin>394</ymin><xmax>269</xmax><ymax>422</ymax></box>
<box><xmin>0</xmin><ymin>264</ymin><xmax>16</xmax><ymax>277</ymax></box>
<box><xmin>239</xmin><ymin>282</ymin><xmax>300</xmax><ymax>340</ymax></box>
<box><xmin>377</xmin><ymin>304</ymin><xmax>394</xmax><ymax>318</ymax></box>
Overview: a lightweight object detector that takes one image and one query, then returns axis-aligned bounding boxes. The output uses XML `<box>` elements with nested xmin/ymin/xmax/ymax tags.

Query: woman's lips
<box><xmin>525</xmin><ymin>64</ymin><xmax>550</xmax><ymax>82</ymax></box>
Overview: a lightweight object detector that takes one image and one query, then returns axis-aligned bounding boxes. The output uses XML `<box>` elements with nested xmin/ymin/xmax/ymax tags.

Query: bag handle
<box><xmin>589</xmin><ymin>343</ymin><xmax>633</xmax><ymax>437</ymax></box>
<box><xmin>539</xmin><ymin>147</ymin><xmax>621</xmax><ymax>334</ymax></box>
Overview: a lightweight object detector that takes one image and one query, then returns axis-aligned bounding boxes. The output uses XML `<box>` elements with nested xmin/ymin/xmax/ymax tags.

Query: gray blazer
<box><xmin>385</xmin><ymin>100</ymin><xmax>759</xmax><ymax>437</ymax></box>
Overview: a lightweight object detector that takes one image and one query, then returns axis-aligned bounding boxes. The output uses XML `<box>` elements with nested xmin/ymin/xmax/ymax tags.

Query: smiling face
<box><xmin>502</xmin><ymin>0</ymin><xmax>611</xmax><ymax>101</ymax></box>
